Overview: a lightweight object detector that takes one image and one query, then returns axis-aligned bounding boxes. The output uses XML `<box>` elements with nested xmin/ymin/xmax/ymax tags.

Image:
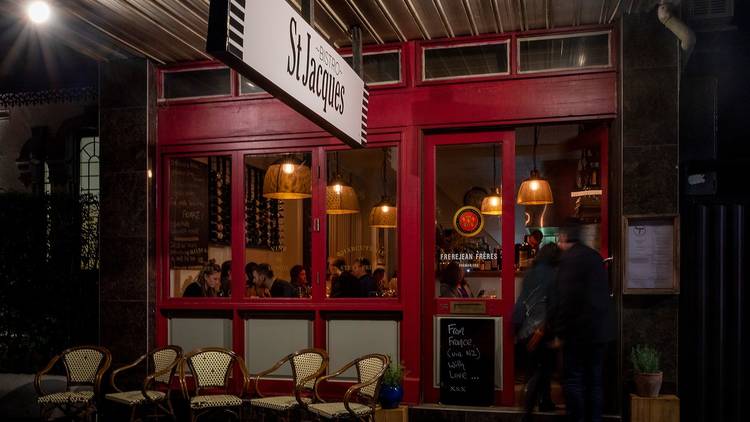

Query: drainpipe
<box><xmin>658</xmin><ymin>1</ymin><xmax>696</xmax><ymax>66</ymax></box>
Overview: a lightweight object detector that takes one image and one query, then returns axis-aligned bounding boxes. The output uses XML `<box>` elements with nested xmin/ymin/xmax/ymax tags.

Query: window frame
<box><xmin>516</xmin><ymin>30</ymin><xmax>613</xmax><ymax>75</ymax></box>
<box><xmin>159</xmin><ymin>64</ymin><xmax>234</xmax><ymax>103</ymax></box>
<box><xmin>340</xmin><ymin>49</ymin><xmax>404</xmax><ymax>87</ymax></box>
<box><xmin>420</xmin><ymin>39</ymin><xmax>511</xmax><ymax>83</ymax></box>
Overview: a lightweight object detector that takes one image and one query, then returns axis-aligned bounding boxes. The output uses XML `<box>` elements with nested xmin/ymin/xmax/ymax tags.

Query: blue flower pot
<box><xmin>379</xmin><ymin>384</ymin><xmax>403</xmax><ymax>409</ymax></box>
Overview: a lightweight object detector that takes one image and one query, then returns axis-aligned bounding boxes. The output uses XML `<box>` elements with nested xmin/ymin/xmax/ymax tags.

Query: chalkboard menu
<box><xmin>439</xmin><ymin>317</ymin><xmax>496</xmax><ymax>406</ymax></box>
<box><xmin>170</xmin><ymin>158</ymin><xmax>209</xmax><ymax>269</ymax></box>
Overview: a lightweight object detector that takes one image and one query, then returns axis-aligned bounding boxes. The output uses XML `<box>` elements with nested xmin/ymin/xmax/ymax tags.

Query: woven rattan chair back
<box><xmin>150</xmin><ymin>345</ymin><xmax>182</xmax><ymax>385</ymax></box>
<box><xmin>355</xmin><ymin>354</ymin><xmax>389</xmax><ymax>399</ymax></box>
<box><xmin>184</xmin><ymin>348</ymin><xmax>239</xmax><ymax>394</ymax></box>
<box><xmin>291</xmin><ymin>349</ymin><xmax>327</xmax><ymax>390</ymax></box>
<box><xmin>61</xmin><ymin>346</ymin><xmax>111</xmax><ymax>388</ymax></box>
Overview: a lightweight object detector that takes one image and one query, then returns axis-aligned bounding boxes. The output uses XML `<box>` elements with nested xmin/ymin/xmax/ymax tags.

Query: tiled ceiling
<box><xmin>1</xmin><ymin>0</ymin><xmax>655</xmax><ymax>65</ymax></box>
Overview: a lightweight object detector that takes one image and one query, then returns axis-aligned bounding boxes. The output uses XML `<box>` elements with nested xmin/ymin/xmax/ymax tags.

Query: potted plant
<box><xmin>630</xmin><ymin>344</ymin><xmax>662</xmax><ymax>398</ymax></box>
<box><xmin>379</xmin><ymin>359</ymin><xmax>405</xmax><ymax>409</ymax></box>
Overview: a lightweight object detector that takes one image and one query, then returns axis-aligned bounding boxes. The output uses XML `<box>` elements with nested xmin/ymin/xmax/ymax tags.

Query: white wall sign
<box><xmin>207</xmin><ymin>0</ymin><xmax>368</xmax><ymax>148</ymax></box>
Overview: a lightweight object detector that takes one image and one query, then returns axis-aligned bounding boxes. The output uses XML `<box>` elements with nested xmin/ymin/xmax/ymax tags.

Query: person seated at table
<box><xmin>373</xmin><ymin>268</ymin><xmax>387</xmax><ymax>295</ymax></box>
<box><xmin>183</xmin><ymin>261</ymin><xmax>223</xmax><ymax>297</ymax></box>
<box><xmin>255</xmin><ymin>263</ymin><xmax>296</xmax><ymax>298</ymax></box>
<box><xmin>439</xmin><ymin>261</ymin><xmax>473</xmax><ymax>298</ymax></box>
<box><xmin>290</xmin><ymin>264</ymin><xmax>311</xmax><ymax>298</ymax></box>
<box><xmin>220</xmin><ymin>260</ymin><xmax>232</xmax><ymax>297</ymax></box>
<box><xmin>352</xmin><ymin>258</ymin><xmax>377</xmax><ymax>297</ymax></box>
<box><xmin>330</xmin><ymin>259</ymin><xmax>359</xmax><ymax>298</ymax></box>
<box><xmin>245</xmin><ymin>262</ymin><xmax>269</xmax><ymax>297</ymax></box>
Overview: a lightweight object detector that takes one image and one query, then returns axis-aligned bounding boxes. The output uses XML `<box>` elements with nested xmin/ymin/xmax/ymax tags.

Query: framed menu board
<box><xmin>623</xmin><ymin>215</ymin><xmax>679</xmax><ymax>294</ymax></box>
<box><xmin>169</xmin><ymin>158</ymin><xmax>209</xmax><ymax>269</ymax></box>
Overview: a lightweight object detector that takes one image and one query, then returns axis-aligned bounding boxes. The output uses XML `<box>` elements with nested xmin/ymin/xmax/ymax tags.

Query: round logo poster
<box><xmin>452</xmin><ymin>206</ymin><xmax>484</xmax><ymax>237</ymax></box>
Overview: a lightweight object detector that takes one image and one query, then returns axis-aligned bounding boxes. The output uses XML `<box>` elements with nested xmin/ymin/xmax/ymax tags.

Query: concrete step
<box><xmin>409</xmin><ymin>404</ymin><xmax>621</xmax><ymax>421</ymax></box>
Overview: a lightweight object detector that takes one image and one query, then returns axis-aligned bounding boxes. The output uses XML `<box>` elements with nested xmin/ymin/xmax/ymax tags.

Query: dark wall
<box><xmin>99</xmin><ymin>58</ymin><xmax>157</xmax><ymax>371</ymax></box>
<box><xmin>619</xmin><ymin>7</ymin><xmax>681</xmax><ymax>411</ymax></box>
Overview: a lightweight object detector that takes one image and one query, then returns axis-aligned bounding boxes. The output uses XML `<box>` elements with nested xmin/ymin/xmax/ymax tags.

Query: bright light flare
<box><xmin>281</xmin><ymin>163</ymin><xmax>295</xmax><ymax>174</ymax></box>
<box><xmin>381</xmin><ymin>205</ymin><xmax>390</xmax><ymax>213</ymax></box>
<box><xmin>333</xmin><ymin>183</ymin><xmax>342</xmax><ymax>194</ymax></box>
<box><xmin>530</xmin><ymin>180</ymin><xmax>540</xmax><ymax>191</ymax></box>
<box><xmin>27</xmin><ymin>1</ymin><xmax>51</xmax><ymax>24</ymax></box>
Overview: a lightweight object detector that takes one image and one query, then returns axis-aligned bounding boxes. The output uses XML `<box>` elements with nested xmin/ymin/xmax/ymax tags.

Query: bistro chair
<box><xmin>106</xmin><ymin>345</ymin><xmax>183</xmax><ymax>421</ymax></box>
<box><xmin>179</xmin><ymin>347</ymin><xmax>249</xmax><ymax>422</ymax></box>
<box><xmin>249</xmin><ymin>348</ymin><xmax>329</xmax><ymax>421</ymax></box>
<box><xmin>34</xmin><ymin>345</ymin><xmax>112</xmax><ymax>421</ymax></box>
<box><xmin>307</xmin><ymin>354</ymin><xmax>389</xmax><ymax>422</ymax></box>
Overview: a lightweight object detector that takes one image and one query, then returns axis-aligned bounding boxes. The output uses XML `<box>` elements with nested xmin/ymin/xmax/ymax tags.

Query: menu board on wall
<box><xmin>438</xmin><ymin>317</ymin><xmax>497</xmax><ymax>406</ymax></box>
<box><xmin>170</xmin><ymin>158</ymin><xmax>209</xmax><ymax>269</ymax></box>
<box><xmin>624</xmin><ymin>215</ymin><xmax>679</xmax><ymax>294</ymax></box>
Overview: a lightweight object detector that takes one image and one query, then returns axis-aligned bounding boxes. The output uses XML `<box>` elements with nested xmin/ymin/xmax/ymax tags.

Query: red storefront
<box><xmin>154</xmin><ymin>26</ymin><xmax>616</xmax><ymax>406</ymax></box>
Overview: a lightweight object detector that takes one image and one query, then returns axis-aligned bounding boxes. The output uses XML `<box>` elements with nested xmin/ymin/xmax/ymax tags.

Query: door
<box><xmin>422</xmin><ymin>130</ymin><xmax>516</xmax><ymax>405</ymax></box>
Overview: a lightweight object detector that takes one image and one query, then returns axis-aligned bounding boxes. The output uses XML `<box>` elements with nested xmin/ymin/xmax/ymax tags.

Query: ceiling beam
<box><xmin>461</xmin><ymin>0</ymin><xmax>479</xmax><ymax>36</ymax></box>
<box><xmin>374</xmin><ymin>0</ymin><xmax>406</xmax><ymax>42</ymax></box>
<box><xmin>404</xmin><ymin>0</ymin><xmax>430</xmax><ymax>39</ymax></box>
<box><xmin>491</xmin><ymin>0</ymin><xmax>504</xmax><ymax>33</ymax></box>
<box><xmin>343</xmin><ymin>0</ymin><xmax>385</xmax><ymax>44</ymax></box>
<box><xmin>432</xmin><ymin>0</ymin><xmax>455</xmax><ymax>38</ymax></box>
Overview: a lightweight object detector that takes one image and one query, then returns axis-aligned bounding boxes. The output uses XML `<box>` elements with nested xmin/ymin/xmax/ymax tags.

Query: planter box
<box><xmin>376</xmin><ymin>405</ymin><xmax>409</xmax><ymax>422</ymax></box>
<box><xmin>630</xmin><ymin>394</ymin><xmax>679</xmax><ymax>422</ymax></box>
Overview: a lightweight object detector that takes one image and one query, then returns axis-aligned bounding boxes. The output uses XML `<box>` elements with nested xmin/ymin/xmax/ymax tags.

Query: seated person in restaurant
<box><xmin>290</xmin><ymin>265</ymin><xmax>311</xmax><ymax>298</ymax></box>
<box><xmin>220</xmin><ymin>260</ymin><xmax>232</xmax><ymax>297</ymax></box>
<box><xmin>245</xmin><ymin>262</ymin><xmax>268</xmax><ymax>297</ymax></box>
<box><xmin>183</xmin><ymin>261</ymin><xmax>223</xmax><ymax>297</ymax></box>
<box><xmin>439</xmin><ymin>261</ymin><xmax>473</xmax><ymax>298</ymax></box>
<box><xmin>373</xmin><ymin>268</ymin><xmax>387</xmax><ymax>295</ymax></box>
<box><xmin>353</xmin><ymin>258</ymin><xmax>377</xmax><ymax>297</ymax></box>
<box><xmin>330</xmin><ymin>258</ymin><xmax>359</xmax><ymax>298</ymax></box>
<box><xmin>255</xmin><ymin>263</ymin><xmax>296</xmax><ymax>298</ymax></box>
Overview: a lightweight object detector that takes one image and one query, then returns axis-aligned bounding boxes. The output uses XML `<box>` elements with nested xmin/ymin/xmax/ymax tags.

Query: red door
<box><xmin>422</xmin><ymin>129</ymin><xmax>516</xmax><ymax>406</ymax></box>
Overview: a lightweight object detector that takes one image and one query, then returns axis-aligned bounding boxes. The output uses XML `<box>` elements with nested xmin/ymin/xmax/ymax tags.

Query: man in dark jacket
<box><xmin>353</xmin><ymin>258</ymin><xmax>377</xmax><ymax>297</ymax></box>
<box><xmin>548</xmin><ymin>219</ymin><xmax>615</xmax><ymax>422</ymax></box>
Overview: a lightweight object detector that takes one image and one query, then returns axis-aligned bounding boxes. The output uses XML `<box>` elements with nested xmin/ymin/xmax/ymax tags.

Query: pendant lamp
<box><xmin>326</xmin><ymin>152</ymin><xmax>359</xmax><ymax>214</ymax></box>
<box><xmin>481</xmin><ymin>144</ymin><xmax>503</xmax><ymax>215</ymax></box>
<box><xmin>369</xmin><ymin>149</ymin><xmax>397</xmax><ymax>228</ymax></box>
<box><xmin>517</xmin><ymin>127</ymin><xmax>553</xmax><ymax>205</ymax></box>
<box><xmin>263</xmin><ymin>156</ymin><xmax>312</xmax><ymax>199</ymax></box>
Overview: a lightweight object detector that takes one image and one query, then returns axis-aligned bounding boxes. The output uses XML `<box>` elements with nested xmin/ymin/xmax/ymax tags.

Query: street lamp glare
<box><xmin>27</xmin><ymin>1</ymin><xmax>51</xmax><ymax>24</ymax></box>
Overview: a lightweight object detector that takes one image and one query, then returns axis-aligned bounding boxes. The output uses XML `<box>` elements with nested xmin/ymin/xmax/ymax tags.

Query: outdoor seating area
<box><xmin>33</xmin><ymin>345</ymin><xmax>389</xmax><ymax>421</ymax></box>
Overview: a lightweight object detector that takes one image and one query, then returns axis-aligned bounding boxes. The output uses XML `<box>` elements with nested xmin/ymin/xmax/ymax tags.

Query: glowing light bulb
<box><xmin>381</xmin><ymin>205</ymin><xmax>389</xmax><ymax>213</ymax></box>
<box><xmin>530</xmin><ymin>180</ymin><xmax>540</xmax><ymax>191</ymax></box>
<box><xmin>282</xmin><ymin>163</ymin><xmax>295</xmax><ymax>174</ymax></box>
<box><xmin>490</xmin><ymin>196</ymin><xmax>499</xmax><ymax>206</ymax></box>
<box><xmin>28</xmin><ymin>1</ymin><xmax>51</xmax><ymax>24</ymax></box>
<box><xmin>333</xmin><ymin>183</ymin><xmax>342</xmax><ymax>194</ymax></box>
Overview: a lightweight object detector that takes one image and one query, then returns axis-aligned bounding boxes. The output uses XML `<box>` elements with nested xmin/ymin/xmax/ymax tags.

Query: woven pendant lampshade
<box><xmin>326</xmin><ymin>175</ymin><xmax>359</xmax><ymax>214</ymax></box>
<box><xmin>369</xmin><ymin>198</ymin><xmax>397</xmax><ymax>228</ymax></box>
<box><xmin>263</xmin><ymin>157</ymin><xmax>312</xmax><ymax>199</ymax></box>
<box><xmin>517</xmin><ymin>126</ymin><xmax>554</xmax><ymax>205</ymax></box>
<box><xmin>517</xmin><ymin>169</ymin><xmax>553</xmax><ymax>205</ymax></box>
<box><xmin>481</xmin><ymin>187</ymin><xmax>503</xmax><ymax>215</ymax></box>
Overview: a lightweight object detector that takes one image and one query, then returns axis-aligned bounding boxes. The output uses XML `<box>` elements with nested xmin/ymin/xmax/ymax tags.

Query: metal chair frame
<box><xmin>250</xmin><ymin>348</ymin><xmax>329</xmax><ymax>421</ymax></box>
<box><xmin>107</xmin><ymin>345</ymin><xmax>183</xmax><ymax>422</ymax></box>
<box><xmin>179</xmin><ymin>347</ymin><xmax>249</xmax><ymax>422</ymax></box>
<box><xmin>34</xmin><ymin>345</ymin><xmax>112</xmax><ymax>422</ymax></box>
<box><xmin>310</xmin><ymin>354</ymin><xmax>390</xmax><ymax>422</ymax></box>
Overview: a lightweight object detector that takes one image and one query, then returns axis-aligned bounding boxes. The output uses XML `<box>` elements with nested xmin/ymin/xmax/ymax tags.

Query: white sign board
<box><xmin>624</xmin><ymin>216</ymin><xmax>679</xmax><ymax>293</ymax></box>
<box><xmin>207</xmin><ymin>0</ymin><xmax>368</xmax><ymax>147</ymax></box>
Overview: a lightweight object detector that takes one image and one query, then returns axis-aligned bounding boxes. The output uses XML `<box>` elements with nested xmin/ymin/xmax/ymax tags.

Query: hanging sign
<box><xmin>207</xmin><ymin>0</ymin><xmax>368</xmax><ymax>148</ymax></box>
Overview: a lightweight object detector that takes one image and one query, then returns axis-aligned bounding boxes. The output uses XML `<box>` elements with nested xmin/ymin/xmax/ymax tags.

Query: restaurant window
<box><xmin>168</xmin><ymin>156</ymin><xmax>232</xmax><ymax>298</ymax></box>
<box><xmin>239</xmin><ymin>75</ymin><xmax>266</xmax><ymax>95</ymax></box>
<box><xmin>244</xmin><ymin>152</ymin><xmax>312</xmax><ymax>299</ymax></box>
<box><xmin>163</xmin><ymin>68</ymin><xmax>231</xmax><ymax>99</ymax></box>
<box><xmin>435</xmin><ymin>144</ymin><xmax>502</xmax><ymax>299</ymax></box>
<box><xmin>423</xmin><ymin>42</ymin><xmax>509</xmax><ymax>81</ymax></box>
<box><xmin>518</xmin><ymin>32</ymin><xmax>611</xmax><ymax>73</ymax></box>
<box><xmin>326</xmin><ymin>147</ymin><xmax>398</xmax><ymax>298</ymax></box>
<box><xmin>344</xmin><ymin>51</ymin><xmax>401</xmax><ymax>85</ymax></box>
<box><xmin>79</xmin><ymin>136</ymin><xmax>99</xmax><ymax>271</ymax></box>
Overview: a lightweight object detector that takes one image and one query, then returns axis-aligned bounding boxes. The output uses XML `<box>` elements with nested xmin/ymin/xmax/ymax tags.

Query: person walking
<box><xmin>548</xmin><ymin>219</ymin><xmax>615</xmax><ymax>422</ymax></box>
<box><xmin>513</xmin><ymin>243</ymin><xmax>560</xmax><ymax>421</ymax></box>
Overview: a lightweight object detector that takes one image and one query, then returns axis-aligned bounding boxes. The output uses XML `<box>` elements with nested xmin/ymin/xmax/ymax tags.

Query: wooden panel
<box><xmin>375</xmin><ymin>405</ymin><xmax>409</xmax><ymax>422</ymax></box>
<box><xmin>630</xmin><ymin>394</ymin><xmax>679</xmax><ymax>422</ymax></box>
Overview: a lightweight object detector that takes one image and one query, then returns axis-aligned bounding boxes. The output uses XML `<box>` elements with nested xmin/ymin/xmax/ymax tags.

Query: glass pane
<box><xmin>424</xmin><ymin>43</ymin><xmax>508</xmax><ymax>80</ymax></box>
<box><xmin>326</xmin><ymin>147</ymin><xmax>398</xmax><ymax>298</ymax></box>
<box><xmin>244</xmin><ymin>153</ymin><xmax>312</xmax><ymax>298</ymax></box>
<box><xmin>519</xmin><ymin>33</ymin><xmax>610</xmax><ymax>72</ymax></box>
<box><xmin>163</xmin><ymin>68</ymin><xmax>231</xmax><ymax>99</ymax></box>
<box><xmin>239</xmin><ymin>75</ymin><xmax>266</xmax><ymax>95</ymax></box>
<box><xmin>435</xmin><ymin>144</ymin><xmax>502</xmax><ymax>299</ymax></box>
<box><xmin>344</xmin><ymin>52</ymin><xmax>401</xmax><ymax>85</ymax></box>
<box><xmin>169</xmin><ymin>156</ymin><xmax>232</xmax><ymax>298</ymax></box>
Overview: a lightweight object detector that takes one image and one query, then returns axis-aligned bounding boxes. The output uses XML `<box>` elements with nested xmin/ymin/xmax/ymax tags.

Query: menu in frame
<box><xmin>624</xmin><ymin>215</ymin><xmax>679</xmax><ymax>294</ymax></box>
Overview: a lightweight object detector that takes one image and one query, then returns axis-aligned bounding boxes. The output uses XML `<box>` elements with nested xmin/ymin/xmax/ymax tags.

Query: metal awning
<box><xmin>0</xmin><ymin>1</ymin><xmax>651</xmax><ymax>65</ymax></box>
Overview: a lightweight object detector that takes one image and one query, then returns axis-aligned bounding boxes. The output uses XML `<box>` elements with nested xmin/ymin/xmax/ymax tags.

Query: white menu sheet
<box><xmin>626</xmin><ymin>220</ymin><xmax>675</xmax><ymax>290</ymax></box>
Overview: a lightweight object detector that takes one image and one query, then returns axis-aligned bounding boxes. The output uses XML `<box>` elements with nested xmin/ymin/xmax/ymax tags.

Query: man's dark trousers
<box><xmin>562</xmin><ymin>342</ymin><xmax>607</xmax><ymax>422</ymax></box>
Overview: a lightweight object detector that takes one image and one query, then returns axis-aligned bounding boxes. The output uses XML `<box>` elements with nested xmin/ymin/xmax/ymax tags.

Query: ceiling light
<box><xmin>517</xmin><ymin>127</ymin><xmax>553</xmax><ymax>205</ymax></box>
<box><xmin>262</xmin><ymin>156</ymin><xmax>312</xmax><ymax>200</ymax></box>
<box><xmin>27</xmin><ymin>1</ymin><xmax>51</xmax><ymax>24</ymax></box>
<box><xmin>481</xmin><ymin>144</ymin><xmax>503</xmax><ymax>216</ymax></box>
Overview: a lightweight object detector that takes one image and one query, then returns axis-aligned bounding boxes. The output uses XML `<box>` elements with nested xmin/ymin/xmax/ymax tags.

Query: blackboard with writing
<box><xmin>170</xmin><ymin>158</ymin><xmax>209</xmax><ymax>269</ymax></box>
<box><xmin>439</xmin><ymin>317</ymin><xmax>495</xmax><ymax>406</ymax></box>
